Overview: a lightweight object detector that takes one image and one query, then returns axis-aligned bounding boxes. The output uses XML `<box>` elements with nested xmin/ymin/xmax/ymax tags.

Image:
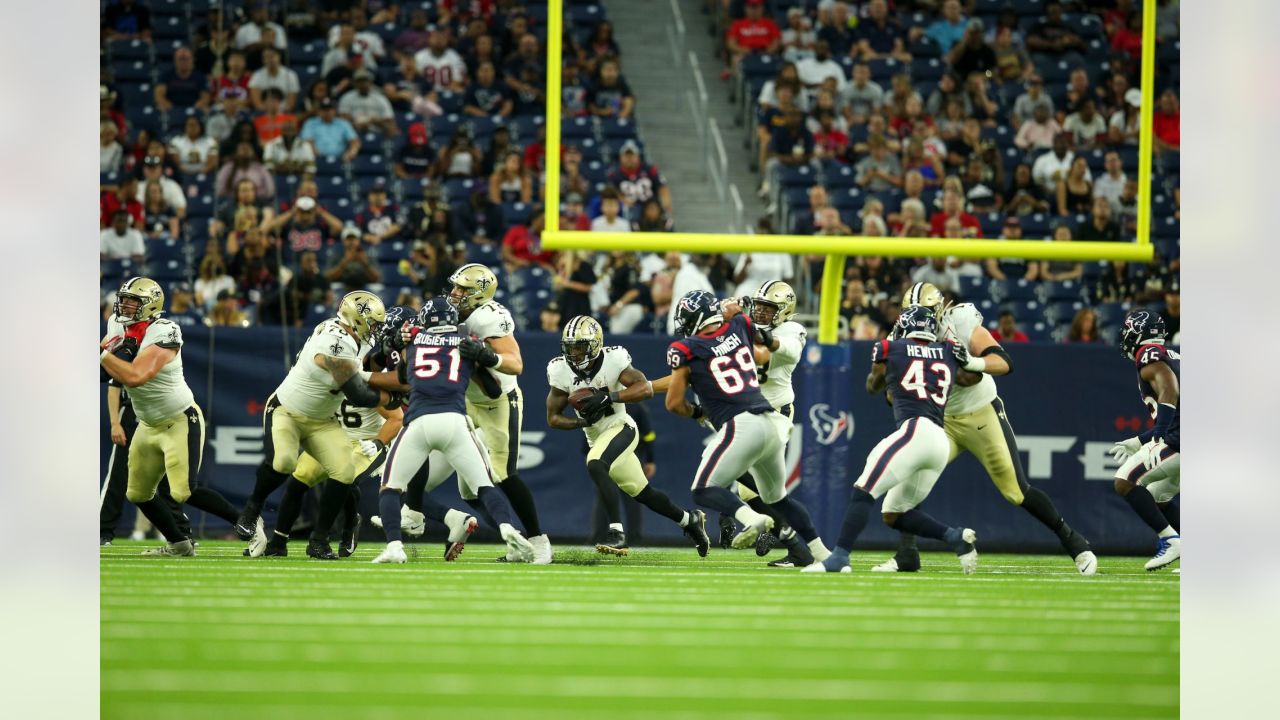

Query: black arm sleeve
<box><xmin>474</xmin><ymin>366</ymin><xmax>503</xmax><ymax>399</ymax></box>
<box><xmin>979</xmin><ymin>345</ymin><xmax>1013</xmax><ymax>374</ymax></box>
<box><xmin>340</xmin><ymin>374</ymin><xmax>384</xmax><ymax>408</ymax></box>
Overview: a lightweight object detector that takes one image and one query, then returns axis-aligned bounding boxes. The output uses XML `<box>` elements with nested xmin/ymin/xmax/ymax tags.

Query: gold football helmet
<box><xmin>114</xmin><ymin>277</ymin><xmax>165</xmax><ymax>325</ymax></box>
<box><xmin>337</xmin><ymin>290</ymin><xmax>387</xmax><ymax>344</ymax></box>
<box><xmin>447</xmin><ymin>263</ymin><xmax>498</xmax><ymax>314</ymax></box>
<box><xmin>902</xmin><ymin>282</ymin><xmax>945</xmax><ymax>312</ymax></box>
<box><xmin>751</xmin><ymin>280</ymin><xmax>797</xmax><ymax>328</ymax></box>
<box><xmin>561</xmin><ymin>315</ymin><xmax>604</xmax><ymax>372</ymax></box>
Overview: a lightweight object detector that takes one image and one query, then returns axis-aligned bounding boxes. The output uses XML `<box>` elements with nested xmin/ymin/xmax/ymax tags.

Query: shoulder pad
<box><xmin>1135</xmin><ymin>344</ymin><xmax>1170</xmax><ymax>368</ymax></box>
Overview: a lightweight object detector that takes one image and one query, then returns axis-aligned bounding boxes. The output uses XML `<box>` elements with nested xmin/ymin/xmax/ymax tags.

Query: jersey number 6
<box><xmin>414</xmin><ymin>346</ymin><xmax>461</xmax><ymax>382</ymax></box>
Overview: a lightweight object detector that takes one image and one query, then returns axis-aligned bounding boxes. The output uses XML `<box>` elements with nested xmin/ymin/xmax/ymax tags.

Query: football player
<box><xmin>397</xmin><ymin>264</ymin><xmax>553</xmax><ymax>564</ymax></box>
<box><xmin>1110</xmin><ymin>310</ymin><xmax>1181</xmax><ymax>571</ymax></box>
<box><xmin>804</xmin><ymin>306</ymin><xmax>980</xmax><ymax>573</ymax></box>
<box><xmin>100</xmin><ymin>277</ymin><xmax>252</xmax><ymax>556</ymax></box>
<box><xmin>367</xmin><ymin>297</ymin><xmax>535</xmax><ymax>564</ymax></box>
<box><xmin>547</xmin><ymin>316</ymin><xmax>711</xmax><ymax>556</ymax></box>
<box><xmin>874</xmin><ymin>282</ymin><xmax>1098</xmax><ymax>575</ymax></box>
<box><xmin>664</xmin><ymin>290</ymin><xmax>832</xmax><ymax>562</ymax></box>
<box><xmin>234</xmin><ymin>290</ymin><xmax>401</xmax><ymax>560</ymax></box>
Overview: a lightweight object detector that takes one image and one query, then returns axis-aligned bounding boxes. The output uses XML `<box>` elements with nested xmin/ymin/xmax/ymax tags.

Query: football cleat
<box><xmin>948</xmin><ymin>528</ymin><xmax>978</xmax><ymax>575</ymax></box>
<box><xmin>443</xmin><ymin>513</ymin><xmax>478</xmax><ymax>561</ymax></box>
<box><xmin>263</xmin><ymin>536</ymin><xmax>288</xmax><ymax>557</ymax></box>
<box><xmin>595</xmin><ymin>528</ymin><xmax>630</xmax><ymax>556</ymax></box>
<box><xmin>247</xmin><ymin>518</ymin><xmax>269</xmax><ymax>558</ymax></box>
<box><xmin>371</xmin><ymin>540</ymin><xmax>408</xmax><ymax>564</ymax></box>
<box><xmin>233</xmin><ymin>503</ymin><xmax>260</xmax><ymax>541</ymax></box>
<box><xmin>754</xmin><ymin>530</ymin><xmax>779</xmax><ymax>557</ymax></box>
<box><xmin>801</xmin><ymin>557</ymin><xmax>851</xmax><ymax>573</ymax></box>
<box><xmin>1145</xmin><ymin>535</ymin><xmax>1181</xmax><ymax>571</ymax></box>
<box><xmin>339</xmin><ymin>514</ymin><xmax>362</xmax><ymax>558</ymax></box>
<box><xmin>767</xmin><ymin>558</ymin><xmax>796</xmax><ymax>568</ymax></box>
<box><xmin>717</xmin><ymin>514</ymin><xmax>735</xmax><ymax>549</ymax></box>
<box><xmin>730</xmin><ymin>514</ymin><xmax>774</xmax><ymax>551</ymax></box>
<box><xmin>100</xmin><ymin>534</ymin><xmax>113</xmax><ymax>547</ymax></box>
<box><xmin>500</xmin><ymin>525</ymin><xmax>536</xmax><ymax>563</ymax></box>
<box><xmin>682</xmin><ymin>510</ymin><xmax>711</xmax><ymax>557</ymax></box>
<box><xmin>306</xmin><ymin>539</ymin><xmax>339</xmax><ymax>560</ymax></box>
<box><xmin>141</xmin><ymin>539</ymin><xmax>195</xmax><ymax>557</ymax></box>
<box><xmin>529</xmin><ymin>534</ymin><xmax>553</xmax><ymax>565</ymax></box>
<box><xmin>401</xmin><ymin>508</ymin><xmax>426</xmax><ymax>538</ymax></box>
<box><xmin>1074</xmin><ymin>550</ymin><xmax>1099</xmax><ymax>576</ymax></box>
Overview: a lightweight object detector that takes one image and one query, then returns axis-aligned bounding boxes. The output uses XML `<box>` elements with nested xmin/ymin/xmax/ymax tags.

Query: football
<box><xmin>569</xmin><ymin>387</ymin><xmax>598</xmax><ymax>411</ymax></box>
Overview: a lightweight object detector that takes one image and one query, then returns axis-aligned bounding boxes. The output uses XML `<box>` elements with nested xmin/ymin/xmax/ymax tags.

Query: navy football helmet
<box><xmin>1118</xmin><ymin>309</ymin><xmax>1167</xmax><ymax>359</ymax></box>
<box><xmin>417</xmin><ymin>296</ymin><xmax>460</xmax><ymax>331</ymax></box>
<box><xmin>673</xmin><ymin>290</ymin><xmax>721</xmax><ymax>337</ymax></box>
<box><xmin>895</xmin><ymin>305</ymin><xmax>940</xmax><ymax>342</ymax></box>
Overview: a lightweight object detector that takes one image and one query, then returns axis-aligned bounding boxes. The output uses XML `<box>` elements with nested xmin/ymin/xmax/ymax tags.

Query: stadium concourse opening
<box><xmin>540</xmin><ymin>0</ymin><xmax>1160</xmax><ymax>343</ymax></box>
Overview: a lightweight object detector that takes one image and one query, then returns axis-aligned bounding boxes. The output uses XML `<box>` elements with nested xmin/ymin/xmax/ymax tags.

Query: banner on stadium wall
<box><xmin>101</xmin><ymin>328</ymin><xmax>1164</xmax><ymax>554</ymax></box>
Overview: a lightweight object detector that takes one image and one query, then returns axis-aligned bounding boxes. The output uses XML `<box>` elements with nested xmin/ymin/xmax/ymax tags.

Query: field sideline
<box><xmin>101</xmin><ymin>541</ymin><xmax>1178</xmax><ymax>719</ymax></box>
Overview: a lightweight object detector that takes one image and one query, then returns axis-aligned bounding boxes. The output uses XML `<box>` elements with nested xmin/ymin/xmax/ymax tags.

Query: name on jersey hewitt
<box><xmin>711</xmin><ymin>333</ymin><xmax>743</xmax><ymax>357</ymax></box>
<box><xmin>905</xmin><ymin>344</ymin><xmax>945</xmax><ymax>360</ymax></box>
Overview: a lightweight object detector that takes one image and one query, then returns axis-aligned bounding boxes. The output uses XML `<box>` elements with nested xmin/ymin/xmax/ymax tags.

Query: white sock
<box><xmin>808</xmin><ymin>538</ymin><xmax>831</xmax><ymax>562</ymax></box>
<box><xmin>1158</xmin><ymin>527</ymin><xmax>1177</xmax><ymax>538</ymax></box>
<box><xmin>678</xmin><ymin>511</ymin><xmax>691</xmax><ymax>527</ymax></box>
<box><xmin>498</xmin><ymin>522</ymin><xmax>516</xmax><ymax>538</ymax></box>
<box><xmin>443</xmin><ymin>508</ymin><xmax>464</xmax><ymax>527</ymax></box>
<box><xmin>402</xmin><ymin>508</ymin><xmax>425</xmax><ymax>523</ymax></box>
<box><xmin>733</xmin><ymin>505</ymin><xmax>760</xmax><ymax>526</ymax></box>
<box><xmin>609</xmin><ymin>522</ymin><xmax>624</xmax><ymax>532</ymax></box>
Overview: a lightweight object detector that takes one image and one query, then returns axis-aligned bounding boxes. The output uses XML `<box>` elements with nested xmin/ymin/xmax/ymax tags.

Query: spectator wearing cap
<box><xmin>393</xmin><ymin>9</ymin><xmax>434</xmax><ymax>59</ymax></box>
<box><xmin>562</xmin><ymin>192</ymin><xmax>593</xmax><ymax>232</ymax></box>
<box><xmin>539</xmin><ymin>302</ymin><xmax>562</xmax><ymax>333</ymax></box>
<box><xmin>586</xmin><ymin>58</ymin><xmax>635</xmax><ymax>119</ymax></box>
<box><xmin>356</xmin><ymin>182</ymin><xmax>402</xmax><ymax>246</ymax></box>
<box><xmin>236</xmin><ymin>2</ymin><xmax>288</xmax><ymax>52</ymax></box>
<box><xmin>263</xmin><ymin>195</ymin><xmax>340</xmax><ymax>264</ymax></box>
<box><xmin>326</xmin><ymin>225</ymin><xmax>381</xmax><ymax>293</ymax></box>
<box><xmin>1108</xmin><ymin>88</ymin><xmax>1142</xmax><ymax>146</ymax></box>
<box><xmin>1014</xmin><ymin>104</ymin><xmax>1062</xmax><ymax>151</ymax></box>
<box><xmin>209</xmin><ymin>289</ymin><xmax>249</xmax><ymax>327</ymax></box>
<box><xmin>1092</xmin><ymin>150</ymin><xmax>1128</xmax><ymax>212</ymax></box>
<box><xmin>249</xmin><ymin>48</ymin><xmax>300</xmax><ymax>112</ymax></box>
<box><xmin>338</xmin><ymin>69</ymin><xmax>397</xmax><ymax>135</ymax></box>
<box><xmin>1063</xmin><ymin>98</ymin><xmax>1107</xmax><ymax>151</ymax></box>
<box><xmin>300</xmin><ymin>98</ymin><xmax>360</xmax><ymax>160</ymax></box>
<box><xmin>1026</xmin><ymin>1</ymin><xmax>1086</xmax><ymax>61</ymax></box>
<box><xmin>607</xmin><ymin>141</ymin><xmax>673</xmax><ymax>219</ymax></box>
<box><xmin>1039</xmin><ymin>225</ymin><xmax>1084</xmax><ymax>282</ymax></box>
<box><xmin>855</xmin><ymin>0</ymin><xmax>917</xmax><ymax>63</ymax></box>
<box><xmin>262</xmin><ymin>118</ymin><xmax>315</xmax><ymax>176</ymax></box>
<box><xmin>165</xmin><ymin>283</ymin><xmax>204</xmax><ymax>328</ymax></box>
<box><xmin>155</xmin><ymin>47</ymin><xmax>211</xmax><ymax>112</ymax></box>
<box><xmin>103</xmin><ymin>0</ymin><xmax>151</xmax><ymax>42</ymax></box>
<box><xmin>414</xmin><ymin>25</ymin><xmax>468</xmax><ymax>92</ymax></box>
<box><xmin>925</xmin><ymin>0</ymin><xmax>969</xmax><ymax>54</ymax></box>
<box><xmin>252</xmin><ymin>88</ymin><xmax>297</xmax><ymax>144</ymax></box>
<box><xmin>101</xmin><ymin>210</ymin><xmax>146</xmax><ymax>262</ymax></box>
<box><xmin>929</xmin><ymin>188</ymin><xmax>982</xmax><ymax>238</ymax></box>
<box><xmin>1153</xmin><ymin>89</ymin><xmax>1180</xmax><ymax>154</ymax></box>
<box><xmin>1032</xmin><ymin>133</ymin><xmax>1080</xmax><ymax>195</ymax></box>
<box><xmin>591</xmin><ymin>188</ymin><xmax>631</xmax><ymax>234</ymax></box>
<box><xmin>948</xmin><ymin>18</ymin><xmax>996</xmax><ymax>78</ymax></box>
<box><xmin>1011</xmin><ymin>73</ymin><xmax>1054</xmax><ymax>131</ymax></box>
<box><xmin>215</xmin><ymin>141</ymin><xmax>275</xmax><ymax>200</ymax></box>
<box><xmin>465</xmin><ymin>61</ymin><xmax>514</xmax><ymax>118</ymax></box>
<box><xmin>984</xmin><ymin>216</ymin><xmax>1039</xmax><ymax>281</ymax></box>
<box><xmin>992</xmin><ymin>311</ymin><xmax>1030</xmax><ymax>343</ymax></box>
<box><xmin>725</xmin><ymin>0</ymin><xmax>781</xmax><ymax>79</ymax></box>
<box><xmin>394</xmin><ymin>122</ymin><xmax>435</xmax><ymax>179</ymax></box>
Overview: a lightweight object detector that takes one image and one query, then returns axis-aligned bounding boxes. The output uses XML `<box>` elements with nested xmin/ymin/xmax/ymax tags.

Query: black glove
<box><xmin>459</xmin><ymin>337</ymin><xmax>500</xmax><ymax>368</ymax></box>
<box><xmin>577</xmin><ymin>388</ymin><xmax>613</xmax><ymax>417</ymax></box>
<box><xmin>580</xmin><ymin>404</ymin><xmax>610</xmax><ymax>426</ymax></box>
<box><xmin>689</xmin><ymin>403</ymin><xmax>705</xmax><ymax>421</ymax></box>
<box><xmin>387</xmin><ymin>321</ymin><xmax>409</xmax><ymax>351</ymax></box>
<box><xmin>101</xmin><ymin>337</ymin><xmax>140</xmax><ymax>383</ymax></box>
<box><xmin>755</xmin><ymin>324</ymin><xmax>775</xmax><ymax>349</ymax></box>
<box><xmin>384</xmin><ymin>391</ymin><xmax>409</xmax><ymax>410</ymax></box>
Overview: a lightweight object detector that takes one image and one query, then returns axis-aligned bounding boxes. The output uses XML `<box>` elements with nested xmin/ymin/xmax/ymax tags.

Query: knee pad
<box><xmin>169</xmin><ymin>488</ymin><xmax>191</xmax><ymax>505</ymax></box>
<box><xmin>125</xmin><ymin>488</ymin><xmax>156</xmax><ymax>504</ymax></box>
<box><xmin>272</xmin><ymin>455</ymin><xmax>298</xmax><ymax>476</ymax></box>
<box><xmin>1000</xmin><ymin>485</ymin><xmax>1025</xmax><ymax>505</ymax></box>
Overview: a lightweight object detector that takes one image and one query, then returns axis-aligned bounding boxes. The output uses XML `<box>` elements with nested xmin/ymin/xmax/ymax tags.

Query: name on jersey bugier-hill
<box><xmin>414</xmin><ymin>331</ymin><xmax>463</xmax><ymax>347</ymax></box>
<box><xmin>905</xmin><ymin>344</ymin><xmax>945</xmax><ymax>360</ymax></box>
<box><xmin>711</xmin><ymin>332</ymin><xmax>742</xmax><ymax>357</ymax></box>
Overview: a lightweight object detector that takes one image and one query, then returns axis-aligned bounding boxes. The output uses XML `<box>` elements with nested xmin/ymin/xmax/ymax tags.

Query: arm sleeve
<box><xmin>871</xmin><ymin>339</ymin><xmax>890</xmax><ymax>364</ymax></box>
<box><xmin>339</xmin><ymin>373</ymin><xmax>383</xmax><ymax>408</ymax></box>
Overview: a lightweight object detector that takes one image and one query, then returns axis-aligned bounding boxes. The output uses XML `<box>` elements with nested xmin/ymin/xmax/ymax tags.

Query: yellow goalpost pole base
<box><xmin>818</xmin><ymin>255</ymin><xmax>846</xmax><ymax>345</ymax></box>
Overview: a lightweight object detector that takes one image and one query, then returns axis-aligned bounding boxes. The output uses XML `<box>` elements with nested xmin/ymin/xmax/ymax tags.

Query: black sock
<box><xmin>898</xmin><ymin>533</ymin><xmax>919</xmax><ymax>551</ymax></box>
<box><xmin>692</xmin><ymin>486</ymin><xmax>746</xmax><ymax>516</ymax></box>
<box><xmin>136</xmin><ymin>498</ymin><xmax>187</xmax><ymax>543</ymax></box>
<box><xmin>478</xmin><ymin>486</ymin><xmax>515</xmax><ymax>527</ymax></box>
<box><xmin>405</xmin><ymin>462</ymin><xmax>430</xmax><ymax>513</ymax></box>
<box><xmin>251</xmin><ymin>462</ymin><xmax>289</xmax><ymax>507</ymax></box>
<box><xmin>274</xmin><ymin>479</ymin><xmax>310</xmax><ymax>537</ymax></box>
<box><xmin>736</xmin><ymin>473</ymin><xmax>759</xmax><ymax>493</ymax></box>
<box><xmin>158</xmin><ymin>487</ymin><xmax>193</xmax><ymax>537</ymax></box>
<box><xmin>768</xmin><ymin>496</ymin><xmax>820</xmax><ymax>543</ymax></box>
<box><xmin>634</xmin><ymin>485</ymin><xmax>686</xmax><ymax>524</ymax></box>
<box><xmin>342</xmin><ymin>485</ymin><xmax>361</xmax><ymax>531</ymax></box>
<box><xmin>746</xmin><ymin>496</ymin><xmax>788</xmax><ymax>532</ymax></box>
<box><xmin>414</xmin><ymin>493</ymin><xmax>449</xmax><ymax>523</ymax></box>
<box><xmin>782</xmin><ymin>532</ymin><xmax>814</xmax><ymax>564</ymax></box>
<box><xmin>837</xmin><ymin>489</ymin><xmax>875</xmax><ymax>550</ymax></box>
<box><xmin>184</xmin><ymin>487</ymin><xmax>241</xmax><ymax>524</ymax></box>
<box><xmin>1122</xmin><ymin>485</ymin><xmax>1172</xmax><ymax>534</ymax></box>
<box><xmin>498</xmin><ymin>474</ymin><xmax>542</xmax><ymax>536</ymax></box>
<box><xmin>464</xmin><ymin>497</ymin><xmax>499</xmax><ymax>528</ymax></box>
<box><xmin>890</xmin><ymin>508</ymin><xmax>950</xmax><ymax>541</ymax></box>
<box><xmin>586</xmin><ymin>460</ymin><xmax>623</xmax><ymax>525</ymax></box>
<box><xmin>309</xmin><ymin>480</ymin><xmax>351</xmax><ymax>543</ymax></box>
<box><xmin>1159</xmin><ymin>502</ymin><xmax>1180</xmax><ymax>534</ymax></box>
<box><xmin>379</xmin><ymin>491</ymin><xmax>403</xmax><ymax>542</ymax></box>
<box><xmin>1020</xmin><ymin>486</ymin><xmax>1072</xmax><ymax>541</ymax></box>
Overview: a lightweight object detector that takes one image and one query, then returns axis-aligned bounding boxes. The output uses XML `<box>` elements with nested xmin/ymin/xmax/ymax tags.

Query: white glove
<box><xmin>950</xmin><ymin>341</ymin><xmax>986</xmax><ymax>373</ymax></box>
<box><xmin>1110</xmin><ymin>437</ymin><xmax>1142</xmax><ymax>462</ymax></box>
<box><xmin>1141</xmin><ymin>440</ymin><xmax>1166</xmax><ymax>471</ymax></box>
<box><xmin>359</xmin><ymin>439</ymin><xmax>385</xmax><ymax>458</ymax></box>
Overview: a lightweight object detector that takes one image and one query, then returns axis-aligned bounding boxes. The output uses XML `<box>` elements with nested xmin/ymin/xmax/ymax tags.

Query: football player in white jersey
<box><xmin>398</xmin><ymin>264</ymin><xmax>553</xmax><ymax>563</ymax></box>
<box><xmin>234</xmin><ymin>291</ymin><xmax>402</xmax><ymax>560</ymax></box>
<box><xmin>874</xmin><ymin>282</ymin><xmax>1098</xmax><ymax>575</ymax></box>
<box><xmin>546</xmin><ymin>316</ymin><xmax>712</xmax><ymax>556</ymax></box>
<box><xmin>100</xmin><ymin>277</ymin><xmax>252</xmax><ymax>556</ymax></box>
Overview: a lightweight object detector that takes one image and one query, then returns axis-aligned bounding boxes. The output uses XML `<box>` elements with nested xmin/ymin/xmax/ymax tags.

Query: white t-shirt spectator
<box><xmin>101</xmin><ymin>143</ymin><xmax>124</xmax><ymax>174</ymax></box>
<box><xmin>667</xmin><ymin>260</ymin><xmax>714</xmax><ymax>334</ymax></box>
<box><xmin>134</xmin><ymin>176</ymin><xmax>188</xmax><ymax>212</ymax></box>
<box><xmin>1031</xmin><ymin>150</ymin><xmax>1089</xmax><ymax>194</ymax></box>
<box><xmin>248</xmin><ymin>66</ymin><xmax>301</xmax><ymax>97</ymax></box>
<box><xmin>733</xmin><ymin>253</ymin><xmax>795</xmax><ymax>297</ymax></box>
<box><xmin>1093</xmin><ymin>171</ymin><xmax>1128</xmax><ymax>211</ymax></box>
<box><xmin>638</xmin><ymin>253</ymin><xmax>667</xmax><ymax>282</ymax></box>
<box><xmin>263</xmin><ymin>135</ymin><xmax>317</xmax><ymax>172</ymax></box>
<box><xmin>328</xmin><ymin>26</ymin><xmax>387</xmax><ymax>58</ymax></box>
<box><xmin>195</xmin><ymin>274</ymin><xmax>236</xmax><ymax>311</ymax></box>
<box><xmin>796</xmin><ymin>57</ymin><xmax>847</xmax><ymax>92</ymax></box>
<box><xmin>414</xmin><ymin>48</ymin><xmax>467</xmax><ymax>88</ymax></box>
<box><xmin>1108</xmin><ymin>110</ymin><xmax>1140</xmax><ymax>145</ymax></box>
<box><xmin>235</xmin><ymin>21</ymin><xmax>288</xmax><ymax>50</ymax></box>
<box><xmin>101</xmin><ymin>227</ymin><xmax>146</xmax><ymax>259</ymax></box>
<box><xmin>338</xmin><ymin>89</ymin><xmax>394</xmax><ymax>125</ymax></box>
<box><xmin>168</xmin><ymin>135</ymin><xmax>218</xmax><ymax>176</ymax></box>
<box><xmin>910</xmin><ymin>261</ymin><xmax>960</xmax><ymax>294</ymax></box>
<box><xmin>321</xmin><ymin>47</ymin><xmax>377</xmax><ymax>76</ymax></box>
<box><xmin>1063</xmin><ymin>112</ymin><xmax>1107</xmax><ymax>148</ymax></box>
<box><xmin>591</xmin><ymin>216</ymin><xmax>631</xmax><ymax>233</ymax></box>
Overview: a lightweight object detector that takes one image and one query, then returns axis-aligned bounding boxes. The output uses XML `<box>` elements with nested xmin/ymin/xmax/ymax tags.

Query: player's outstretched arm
<box><xmin>966</xmin><ymin>326</ymin><xmax>1013</xmax><ymax>376</ymax></box>
<box><xmin>866</xmin><ymin>362</ymin><xmax>888</xmax><ymax>394</ymax></box>
<box><xmin>546</xmin><ymin>387</ymin><xmax>587</xmax><ymax>430</ymax></box>
<box><xmin>100</xmin><ymin>344</ymin><xmax>176</xmax><ymax>388</ymax></box>
<box><xmin>317</xmin><ymin>354</ymin><xmax>388</xmax><ymax>408</ymax></box>
<box><xmin>664</xmin><ymin>367</ymin><xmax>697</xmax><ymax>418</ymax></box>
<box><xmin>487</xmin><ymin>335</ymin><xmax>524</xmax><ymax>375</ymax></box>
<box><xmin>614</xmin><ymin>367</ymin><xmax>655</xmax><ymax>403</ymax></box>
<box><xmin>649</xmin><ymin>373</ymin><xmax>672</xmax><ymax>394</ymax></box>
<box><xmin>368</xmin><ymin>369</ymin><xmax>409</xmax><ymax>393</ymax></box>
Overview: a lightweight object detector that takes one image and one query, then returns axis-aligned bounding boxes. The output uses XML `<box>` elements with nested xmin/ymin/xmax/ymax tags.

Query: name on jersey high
<box><xmin>711</xmin><ymin>332</ymin><xmax>743</xmax><ymax>357</ymax></box>
<box><xmin>905</xmin><ymin>344</ymin><xmax>947</xmax><ymax>360</ymax></box>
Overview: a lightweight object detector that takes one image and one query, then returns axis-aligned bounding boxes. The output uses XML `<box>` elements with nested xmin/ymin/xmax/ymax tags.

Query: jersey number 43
<box><xmin>899</xmin><ymin>359</ymin><xmax>952</xmax><ymax>406</ymax></box>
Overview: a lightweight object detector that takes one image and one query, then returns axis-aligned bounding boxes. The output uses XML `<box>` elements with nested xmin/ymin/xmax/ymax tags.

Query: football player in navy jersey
<box><xmin>1110</xmin><ymin>310</ymin><xmax>1182</xmax><ymax>571</ymax></box>
<box><xmin>804</xmin><ymin>306</ymin><xmax>980</xmax><ymax>574</ymax></box>
<box><xmin>367</xmin><ymin>297</ymin><xmax>534</xmax><ymax>564</ymax></box>
<box><xmin>664</xmin><ymin>290</ymin><xmax>832</xmax><ymax>562</ymax></box>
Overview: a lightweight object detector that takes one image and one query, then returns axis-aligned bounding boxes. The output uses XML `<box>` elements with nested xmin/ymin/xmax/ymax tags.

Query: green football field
<box><xmin>101</xmin><ymin>541</ymin><xmax>1178</xmax><ymax>720</ymax></box>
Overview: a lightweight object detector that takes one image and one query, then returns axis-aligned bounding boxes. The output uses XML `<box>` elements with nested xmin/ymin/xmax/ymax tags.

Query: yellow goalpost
<box><xmin>539</xmin><ymin>0</ymin><xmax>1159</xmax><ymax>344</ymax></box>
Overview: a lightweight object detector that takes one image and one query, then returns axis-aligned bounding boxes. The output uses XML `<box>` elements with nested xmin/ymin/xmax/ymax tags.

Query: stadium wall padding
<box><xmin>101</xmin><ymin>326</ymin><xmax>1170</xmax><ymax>555</ymax></box>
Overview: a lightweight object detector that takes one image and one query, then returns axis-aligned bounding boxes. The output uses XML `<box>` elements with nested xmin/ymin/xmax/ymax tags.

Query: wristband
<box><xmin>608</xmin><ymin>391</ymin><xmax>621</xmax><ymax>404</ymax></box>
<box><xmin>360</xmin><ymin>370</ymin><xmax>373</xmax><ymax>382</ymax></box>
<box><xmin>372</xmin><ymin>438</ymin><xmax>386</xmax><ymax>451</ymax></box>
<box><xmin>962</xmin><ymin>356</ymin><xmax>986</xmax><ymax>373</ymax></box>
<box><xmin>491</xmin><ymin>355</ymin><xmax>503</xmax><ymax>371</ymax></box>
<box><xmin>1154</xmin><ymin>402</ymin><xmax>1176</xmax><ymax>432</ymax></box>
<box><xmin>101</xmin><ymin>349</ymin><xmax>111</xmax><ymax>362</ymax></box>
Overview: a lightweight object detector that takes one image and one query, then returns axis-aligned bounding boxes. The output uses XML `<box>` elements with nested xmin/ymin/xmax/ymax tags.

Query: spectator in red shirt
<box><xmin>1153</xmin><ymin>89</ymin><xmax>1180</xmax><ymax>153</ymax></box>
<box><xmin>1110</xmin><ymin>11</ymin><xmax>1143</xmax><ymax>63</ymax></box>
<box><xmin>725</xmin><ymin>0</ymin><xmax>781</xmax><ymax>79</ymax></box>
<box><xmin>929</xmin><ymin>189</ymin><xmax>982</xmax><ymax>238</ymax></box>
<box><xmin>101</xmin><ymin>175</ymin><xmax>144</xmax><ymax>229</ymax></box>
<box><xmin>211</xmin><ymin>50</ymin><xmax>252</xmax><ymax>104</ymax></box>
<box><xmin>992</xmin><ymin>310</ymin><xmax>1030</xmax><ymax>343</ymax></box>
<box><xmin>502</xmin><ymin>212</ymin><xmax>557</xmax><ymax>271</ymax></box>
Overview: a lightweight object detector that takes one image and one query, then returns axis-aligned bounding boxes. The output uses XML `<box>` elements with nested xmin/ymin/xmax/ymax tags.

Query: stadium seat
<box><xmin>977</xmin><ymin>212</ymin><xmax>1005</xmax><ymax>238</ymax></box>
<box><xmin>600</xmin><ymin>117</ymin><xmax>638</xmax><ymax>139</ymax></box>
<box><xmin>108</xmin><ymin>39</ymin><xmax>151</xmax><ymax>62</ymax></box>
<box><xmin>148</xmin><ymin>237</ymin><xmax>191</xmax><ymax>265</ymax></box>
<box><xmin>1153</xmin><ymin>216</ymin><xmax>1180</xmax><ymax>240</ymax></box>
<box><xmin>1045</xmin><ymin>300</ymin><xmax>1084</xmax><ymax>325</ymax></box>
<box><xmin>317</xmin><ymin>175</ymin><xmax>352</xmax><ymax>200</ymax></box>
<box><xmin>507</xmin><ymin>115</ymin><xmax>544</xmax><ymax>143</ymax></box>
<box><xmin>562</xmin><ymin>115</ymin><xmax>596</xmax><ymax>141</ymax></box>
<box><xmin>1040</xmin><ymin>280</ymin><xmax>1085</xmax><ymax>303</ymax></box>
<box><xmin>292</xmin><ymin>41</ymin><xmax>327</xmax><ymax>65</ymax></box>
<box><xmin>829</xmin><ymin>187</ymin><xmax>864</xmax><ymax>210</ymax></box>
<box><xmin>152</xmin><ymin>15</ymin><xmax>191</xmax><ymax>42</ymax></box>
<box><xmin>501</xmin><ymin>202</ymin><xmax>534</xmax><ymax>227</ymax></box>
<box><xmin>147</xmin><ymin>258</ymin><xmax>189</xmax><ymax>282</ymax></box>
<box><xmin>149</xmin><ymin>0</ymin><xmax>186</xmax><ymax>17</ymax></box>
<box><xmin>958</xmin><ymin>276</ymin><xmax>990</xmax><ymax>301</ymax></box>
<box><xmin>1023</xmin><ymin>321</ymin><xmax>1052</xmax><ymax>342</ymax></box>
<box><xmin>775</xmin><ymin>164</ymin><xmax>816</xmax><ymax>190</ymax></box>
<box><xmin>910</xmin><ymin>58</ymin><xmax>946</xmax><ymax>82</ymax></box>
<box><xmin>1117</xmin><ymin>147</ymin><xmax>1139</xmax><ymax>174</ymax></box>
<box><xmin>909</xmin><ymin>37</ymin><xmax>941</xmax><ymax>59</ymax></box>
<box><xmin>1004</xmin><ymin>300</ymin><xmax>1043</xmax><ymax>323</ymax></box>
<box><xmin>430</xmin><ymin>114</ymin><xmax>465</xmax><ymax>142</ymax></box>
<box><xmin>740</xmin><ymin>53</ymin><xmax>780</xmax><ymax>83</ymax></box>
<box><xmin>112</xmin><ymin>60</ymin><xmax>153</xmax><ymax>83</ymax></box>
<box><xmin>351</xmin><ymin>155</ymin><xmax>387</xmax><ymax>177</ymax></box>
<box><xmin>998</xmin><ymin>278</ymin><xmax>1039</xmax><ymax>302</ymax></box>
<box><xmin>1019</xmin><ymin>213</ymin><xmax>1052</xmax><ymax>238</ymax></box>
<box><xmin>187</xmin><ymin>194</ymin><xmax>215</xmax><ymax>219</ymax></box>
<box><xmin>315</xmin><ymin>155</ymin><xmax>346</xmax><ymax>177</ymax></box>
<box><xmin>823</xmin><ymin>163</ymin><xmax>857</xmax><ymax>190</ymax></box>
<box><xmin>435</xmin><ymin>91</ymin><xmax>466</xmax><ymax>115</ymax></box>
<box><xmin>568</xmin><ymin>3</ymin><xmax>606</xmax><ymax>28</ymax></box>
<box><xmin>1011</xmin><ymin>0</ymin><xmax>1046</xmax><ymax>17</ymax></box>
<box><xmin>866</xmin><ymin>58</ymin><xmax>902</xmax><ymax>83</ymax></box>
